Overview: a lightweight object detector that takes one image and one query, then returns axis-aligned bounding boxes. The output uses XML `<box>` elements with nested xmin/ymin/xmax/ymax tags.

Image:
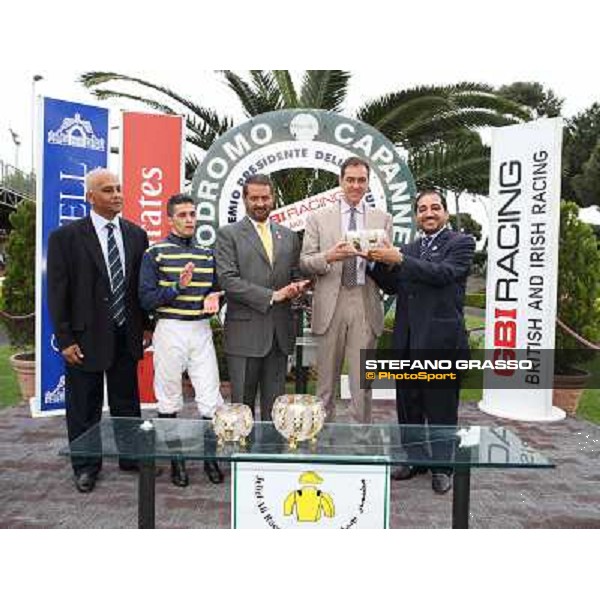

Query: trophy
<box><xmin>343</xmin><ymin>228</ymin><xmax>388</xmax><ymax>252</ymax></box>
<box><xmin>271</xmin><ymin>394</ymin><xmax>326</xmax><ymax>450</ymax></box>
<box><xmin>212</xmin><ymin>404</ymin><xmax>254</xmax><ymax>447</ymax></box>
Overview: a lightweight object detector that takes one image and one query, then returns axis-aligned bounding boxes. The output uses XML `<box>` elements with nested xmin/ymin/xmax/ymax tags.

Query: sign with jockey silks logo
<box><xmin>232</xmin><ymin>461</ymin><xmax>390</xmax><ymax>529</ymax></box>
<box><xmin>36</xmin><ymin>97</ymin><xmax>109</xmax><ymax>414</ymax></box>
<box><xmin>190</xmin><ymin>109</ymin><xmax>418</xmax><ymax>244</ymax></box>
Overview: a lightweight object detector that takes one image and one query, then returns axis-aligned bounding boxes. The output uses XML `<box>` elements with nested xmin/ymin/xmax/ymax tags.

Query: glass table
<box><xmin>61</xmin><ymin>418</ymin><xmax>554</xmax><ymax>529</ymax></box>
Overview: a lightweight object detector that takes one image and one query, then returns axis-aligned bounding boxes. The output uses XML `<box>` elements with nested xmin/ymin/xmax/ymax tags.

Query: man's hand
<box><xmin>203</xmin><ymin>291</ymin><xmax>222</xmax><ymax>315</ymax></box>
<box><xmin>179</xmin><ymin>262</ymin><xmax>195</xmax><ymax>288</ymax></box>
<box><xmin>62</xmin><ymin>343</ymin><xmax>84</xmax><ymax>366</ymax></box>
<box><xmin>293</xmin><ymin>279</ymin><xmax>313</xmax><ymax>294</ymax></box>
<box><xmin>325</xmin><ymin>241</ymin><xmax>358</xmax><ymax>263</ymax></box>
<box><xmin>272</xmin><ymin>280</ymin><xmax>311</xmax><ymax>303</ymax></box>
<box><xmin>142</xmin><ymin>330</ymin><xmax>153</xmax><ymax>349</ymax></box>
<box><xmin>367</xmin><ymin>239</ymin><xmax>403</xmax><ymax>265</ymax></box>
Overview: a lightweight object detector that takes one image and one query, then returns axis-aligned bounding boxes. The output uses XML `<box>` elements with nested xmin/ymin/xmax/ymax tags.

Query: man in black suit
<box><xmin>47</xmin><ymin>168</ymin><xmax>150</xmax><ymax>493</ymax></box>
<box><xmin>369</xmin><ymin>189</ymin><xmax>475</xmax><ymax>494</ymax></box>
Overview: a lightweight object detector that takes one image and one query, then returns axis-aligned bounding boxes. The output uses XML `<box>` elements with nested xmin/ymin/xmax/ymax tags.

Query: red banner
<box><xmin>122</xmin><ymin>112</ymin><xmax>184</xmax><ymax>244</ymax></box>
<box><xmin>121</xmin><ymin>112</ymin><xmax>184</xmax><ymax>403</ymax></box>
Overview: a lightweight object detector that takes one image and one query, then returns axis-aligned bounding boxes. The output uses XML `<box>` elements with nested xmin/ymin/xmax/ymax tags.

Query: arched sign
<box><xmin>191</xmin><ymin>109</ymin><xmax>418</xmax><ymax>245</ymax></box>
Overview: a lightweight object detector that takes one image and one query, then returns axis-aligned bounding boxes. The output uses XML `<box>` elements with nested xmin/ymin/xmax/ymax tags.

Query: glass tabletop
<box><xmin>60</xmin><ymin>418</ymin><xmax>554</xmax><ymax>469</ymax></box>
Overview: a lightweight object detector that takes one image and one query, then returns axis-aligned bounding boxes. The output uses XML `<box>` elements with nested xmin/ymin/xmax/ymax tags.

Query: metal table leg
<box><xmin>138</xmin><ymin>460</ymin><xmax>156</xmax><ymax>529</ymax></box>
<box><xmin>452</xmin><ymin>467</ymin><xmax>471</xmax><ymax>529</ymax></box>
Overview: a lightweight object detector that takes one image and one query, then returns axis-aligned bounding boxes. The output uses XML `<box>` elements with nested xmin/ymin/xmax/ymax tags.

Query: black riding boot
<box><xmin>202</xmin><ymin>416</ymin><xmax>224</xmax><ymax>484</ymax></box>
<box><xmin>158</xmin><ymin>412</ymin><xmax>189</xmax><ymax>488</ymax></box>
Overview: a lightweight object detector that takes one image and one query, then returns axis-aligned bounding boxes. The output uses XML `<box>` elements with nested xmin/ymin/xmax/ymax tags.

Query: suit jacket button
<box><xmin>103</xmin><ymin>297</ymin><xmax>109</xmax><ymax>301</ymax></box>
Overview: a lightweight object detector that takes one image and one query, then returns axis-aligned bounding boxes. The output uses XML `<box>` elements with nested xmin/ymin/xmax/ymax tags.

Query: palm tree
<box><xmin>80</xmin><ymin>70</ymin><xmax>529</xmax><ymax>203</ymax></box>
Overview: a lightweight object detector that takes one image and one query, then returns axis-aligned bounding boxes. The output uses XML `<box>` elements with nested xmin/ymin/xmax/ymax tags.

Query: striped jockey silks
<box><xmin>138</xmin><ymin>233</ymin><xmax>217</xmax><ymax>321</ymax></box>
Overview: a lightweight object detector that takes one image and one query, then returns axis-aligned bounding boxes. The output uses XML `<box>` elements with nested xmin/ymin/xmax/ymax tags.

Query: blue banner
<box><xmin>38</xmin><ymin>97</ymin><xmax>108</xmax><ymax>412</ymax></box>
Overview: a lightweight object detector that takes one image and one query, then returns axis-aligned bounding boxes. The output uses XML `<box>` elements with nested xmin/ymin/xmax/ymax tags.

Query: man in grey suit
<box><xmin>300</xmin><ymin>157</ymin><xmax>392</xmax><ymax>423</ymax></box>
<box><xmin>216</xmin><ymin>174</ymin><xmax>310</xmax><ymax>420</ymax></box>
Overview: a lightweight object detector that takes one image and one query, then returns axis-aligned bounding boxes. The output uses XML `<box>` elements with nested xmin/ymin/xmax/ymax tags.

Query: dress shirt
<box><xmin>419</xmin><ymin>226</ymin><xmax>447</xmax><ymax>249</ymax></box>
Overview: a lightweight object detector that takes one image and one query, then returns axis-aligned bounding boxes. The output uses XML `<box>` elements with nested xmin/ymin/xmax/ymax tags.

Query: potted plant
<box><xmin>0</xmin><ymin>200</ymin><xmax>36</xmax><ymax>402</ymax></box>
<box><xmin>553</xmin><ymin>201</ymin><xmax>600</xmax><ymax>414</ymax></box>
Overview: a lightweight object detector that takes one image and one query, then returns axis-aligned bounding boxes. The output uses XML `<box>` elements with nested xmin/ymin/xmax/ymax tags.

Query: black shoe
<box><xmin>391</xmin><ymin>465</ymin><xmax>429</xmax><ymax>481</ymax></box>
<box><xmin>171</xmin><ymin>459</ymin><xmax>189</xmax><ymax>488</ymax></box>
<box><xmin>204</xmin><ymin>461</ymin><xmax>224</xmax><ymax>484</ymax></box>
<box><xmin>432</xmin><ymin>473</ymin><xmax>452</xmax><ymax>495</ymax></box>
<box><xmin>74</xmin><ymin>472</ymin><xmax>96</xmax><ymax>493</ymax></box>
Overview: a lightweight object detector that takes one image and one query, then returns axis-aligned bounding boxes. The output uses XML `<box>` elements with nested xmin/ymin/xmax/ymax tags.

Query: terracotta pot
<box><xmin>553</xmin><ymin>368</ymin><xmax>591</xmax><ymax>416</ymax></box>
<box><xmin>9</xmin><ymin>352</ymin><xmax>35</xmax><ymax>402</ymax></box>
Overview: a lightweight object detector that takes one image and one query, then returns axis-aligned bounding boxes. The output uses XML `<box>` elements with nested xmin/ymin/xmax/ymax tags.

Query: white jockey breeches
<box><xmin>153</xmin><ymin>319</ymin><xmax>224</xmax><ymax>417</ymax></box>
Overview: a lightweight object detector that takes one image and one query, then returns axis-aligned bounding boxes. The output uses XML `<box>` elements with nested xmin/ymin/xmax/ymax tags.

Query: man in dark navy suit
<box><xmin>48</xmin><ymin>169</ymin><xmax>150</xmax><ymax>493</ymax></box>
<box><xmin>369</xmin><ymin>189</ymin><xmax>475</xmax><ymax>494</ymax></box>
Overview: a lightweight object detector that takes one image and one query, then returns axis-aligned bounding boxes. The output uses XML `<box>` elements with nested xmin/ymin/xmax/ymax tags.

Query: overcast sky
<box><xmin>1</xmin><ymin>66</ymin><xmax>598</xmax><ymax>175</ymax></box>
<box><xmin>2</xmin><ymin>1</ymin><xmax>599</xmax><ymax>238</ymax></box>
<box><xmin>2</xmin><ymin>0</ymin><xmax>598</xmax><ymax>172</ymax></box>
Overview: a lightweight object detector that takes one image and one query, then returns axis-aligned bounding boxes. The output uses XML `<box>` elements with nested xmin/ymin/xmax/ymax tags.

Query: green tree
<box><xmin>0</xmin><ymin>200</ymin><xmax>36</xmax><ymax>349</ymax></box>
<box><xmin>449</xmin><ymin>212</ymin><xmax>482</xmax><ymax>240</ymax></box>
<box><xmin>571</xmin><ymin>139</ymin><xmax>600</xmax><ymax>207</ymax></box>
<box><xmin>497</xmin><ymin>82</ymin><xmax>564</xmax><ymax>118</ymax></box>
<box><xmin>562</xmin><ymin>103</ymin><xmax>600</xmax><ymax>206</ymax></box>
<box><xmin>80</xmin><ymin>71</ymin><xmax>529</xmax><ymax>202</ymax></box>
<box><xmin>555</xmin><ymin>201</ymin><xmax>600</xmax><ymax>373</ymax></box>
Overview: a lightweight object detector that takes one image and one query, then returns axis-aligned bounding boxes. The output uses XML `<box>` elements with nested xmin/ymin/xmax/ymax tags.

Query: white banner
<box><xmin>232</xmin><ymin>461</ymin><xmax>390</xmax><ymax>529</ymax></box>
<box><xmin>480</xmin><ymin>118</ymin><xmax>564</xmax><ymax>422</ymax></box>
<box><xmin>269</xmin><ymin>186</ymin><xmax>344</xmax><ymax>231</ymax></box>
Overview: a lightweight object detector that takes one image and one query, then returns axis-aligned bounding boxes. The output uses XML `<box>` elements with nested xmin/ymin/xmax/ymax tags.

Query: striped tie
<box><xmin>342</xmin><ymin>207</ymin><xmax>358</xmax><ymax>287</ymax></box>
<box><xmin>420</xmin><ymin>235</ymin><xmax>434</xmax><ymax>260</ymax></box>
<box><xmin>106</xmin><ymin>223</ymin><xmax>126</xmax><ymax>327</ymax></box>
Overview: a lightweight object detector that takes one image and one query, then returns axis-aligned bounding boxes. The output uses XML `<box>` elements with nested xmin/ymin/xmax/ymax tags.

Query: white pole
<box><xmin>31</xmin><ymin>75</ymin><xmax>43</xmax><ymax>174</ymax></box>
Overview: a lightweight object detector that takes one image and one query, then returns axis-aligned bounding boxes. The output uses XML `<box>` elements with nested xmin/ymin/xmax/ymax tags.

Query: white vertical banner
<box><xmin>480</xmin><ymin>118</ymin><xmax>565</xmax><ymax>422</ymax></box>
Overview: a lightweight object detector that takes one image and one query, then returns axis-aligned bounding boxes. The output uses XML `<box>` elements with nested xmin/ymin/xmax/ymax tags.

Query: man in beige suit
<box><xmin>300</xmin><ymin>157</ymin><xmax>392</xmax><ymax>423</ymax></box>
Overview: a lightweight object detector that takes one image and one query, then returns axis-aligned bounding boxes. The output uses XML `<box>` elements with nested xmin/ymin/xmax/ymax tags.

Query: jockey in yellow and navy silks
<box><xmin>140</xmin><ymin>232</ymin><xmax>218</xmax><ymax>321</ymax></box>
<box><xmin>139</xmin><ymin>194</ymin><xmax>224</xmax><ymax>486</ymax></box>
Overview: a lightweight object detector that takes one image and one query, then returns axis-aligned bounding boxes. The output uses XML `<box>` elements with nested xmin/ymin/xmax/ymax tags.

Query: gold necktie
<box><xmin>258</xmin><ymin>221</ymin><xmax>273</xmax><ymax>263</ymax></box>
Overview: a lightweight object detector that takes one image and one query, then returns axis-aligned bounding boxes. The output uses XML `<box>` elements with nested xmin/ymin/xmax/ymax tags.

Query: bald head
<box><xmin>86</xmin><ymin>169</ymin><xmax>123</xmax><ymax>220</ymax></box>
<box><xmin>86</xmin><ymin>168</ymin><xmax>116</xmax><ymax>193</ymax></box>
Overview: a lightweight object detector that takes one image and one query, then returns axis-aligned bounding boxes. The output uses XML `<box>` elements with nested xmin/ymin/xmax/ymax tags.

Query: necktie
<box><xmin>420</xmin><ymin>235</ymin><xmax>434</xmax><ymax>260</ymax></box>
<box><xmin>257</xmin><ymin>221</ymin><xmax>273</xmax><ymax>264</ymax></box>
<box><xmin>106</xmin><ymin>222</ymin><xmax>126</xmax><ymax>326</ymax></box>
<box><xmin>342</xmin><ymin>207</ymin><xmax>358</xmax><ymax>287</ymax></box>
